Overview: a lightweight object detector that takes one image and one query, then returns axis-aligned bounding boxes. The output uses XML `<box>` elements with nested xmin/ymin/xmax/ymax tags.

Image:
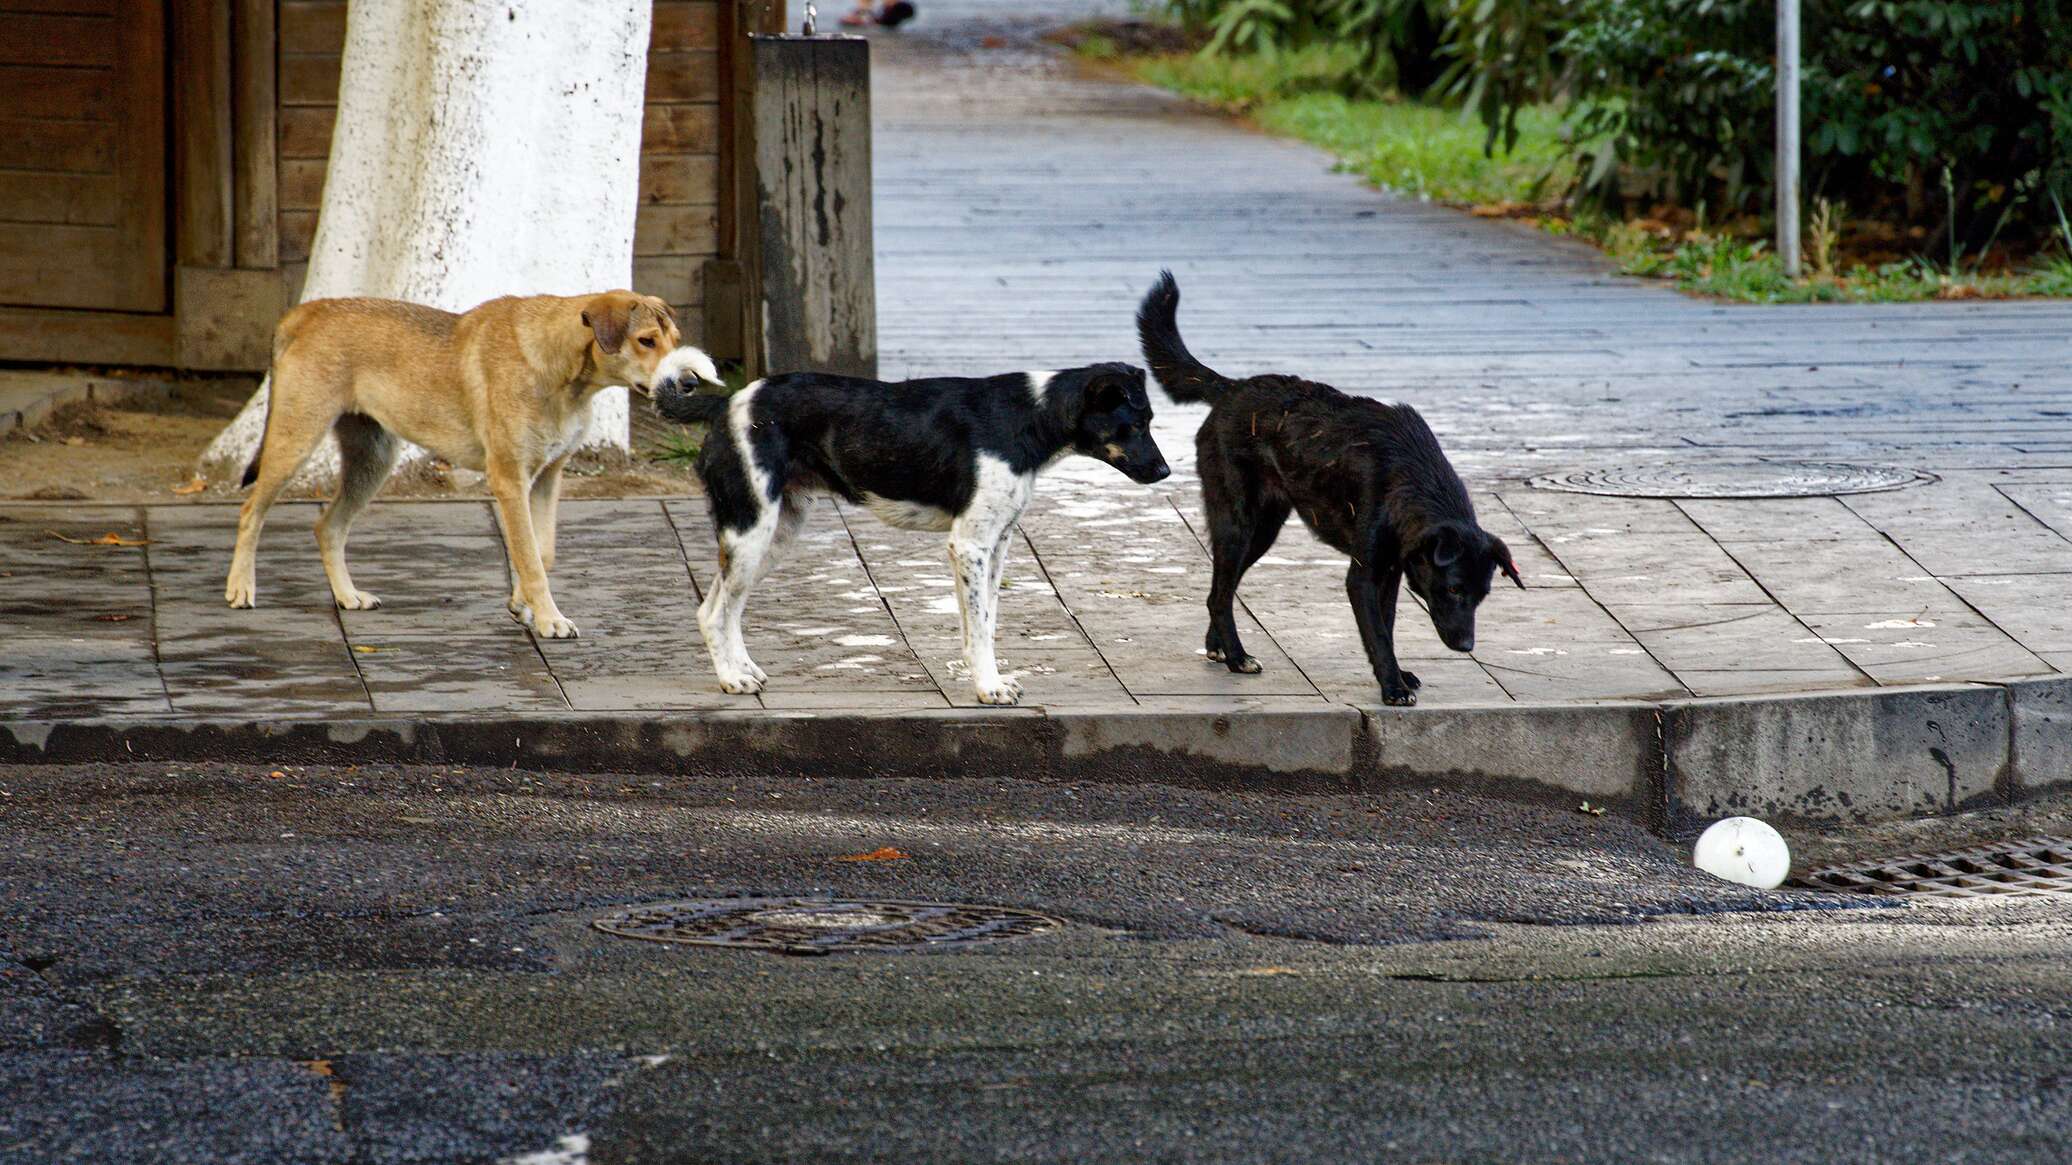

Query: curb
<box><xmin>4</xmin><ymin>676</ymin><xmax>2066</xmax><ymax>832</ymax></box>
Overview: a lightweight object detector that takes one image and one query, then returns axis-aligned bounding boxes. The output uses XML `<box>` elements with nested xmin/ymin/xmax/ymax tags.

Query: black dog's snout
<box><xmin>1146</xmin><ymin>460</ymin><xmax>1172</xmax><ymax>483</ymax></box>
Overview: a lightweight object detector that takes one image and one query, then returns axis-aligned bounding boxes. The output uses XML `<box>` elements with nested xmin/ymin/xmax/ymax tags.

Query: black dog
<box><xmin>656</xmin><ymin>364</ymin><xmax>1169</xmax><ymax>705</ymax></box>
<box><xmin>1136</xmin><ymin>271</ymin><xmax>1521</xmax><ymax>705</ymax></box>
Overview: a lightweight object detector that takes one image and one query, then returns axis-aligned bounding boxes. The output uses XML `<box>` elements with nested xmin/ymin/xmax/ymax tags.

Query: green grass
<box><xmin>1135</xmin><ymin>44</ymin><xmax>1356</xmax><ymax>109</ymax></box>
<box><xmin>1614</xmin><ymin>236</ymin><xmax>2072</xmax><ymax>304</ymax></box>
<box><xmin>1259</xmin><ymin>93</ymin><xmax>1571</xmax><ymax>205</ymax></box>
<box><xmin>1072</xmin><ymin>32</ymin><xmax>1119</xmax><ymax>60</ymax></box>
<box><xmin>1127</xmin><ymin>43</ymin><xmax>2072</xmax><ymax>303</ymax></box>
<box><xmin>649</xmin><ymin>430</ymin><xmax>702</xmax><ymax>466</ymax></box>
<box><xmin>1136</xmin><ymin>49</ymin><xmax>1573</xmax><ymax>206</ymax></box>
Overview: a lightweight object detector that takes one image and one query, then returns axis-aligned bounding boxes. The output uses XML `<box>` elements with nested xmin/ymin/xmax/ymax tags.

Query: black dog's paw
<box><xmin>1205</xmin><ymin>646</ymin><xmax>1227</xmax><ymax>662</ymax></box>
<box><xmin>1232</xmin><ymin>655</ymin><xmax>1263</xmax><ymax>675</ymax></box>
<box><xmin>1382</xmin><ymin>685</ymin><xmax>1418</xmax><ymax>707</ymax></box>
<box><xmin>1401</xmin><ymin>670</ymin><xmax>1421</xmax><ymax>690</ymax></box>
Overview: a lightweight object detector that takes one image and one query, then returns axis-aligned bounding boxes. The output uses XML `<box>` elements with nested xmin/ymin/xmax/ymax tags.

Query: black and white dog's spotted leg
<box><xmin>948</xmin><ymin>456</ymin><xmax>1032</xmax><ymax>705</ymax></box>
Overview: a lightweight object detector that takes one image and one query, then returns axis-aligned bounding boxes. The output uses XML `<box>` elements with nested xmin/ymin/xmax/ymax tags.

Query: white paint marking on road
<box><xmin>501</xmin><ymin>1133</ymin><xmax>590</xmax><ymax>1165</ymax></box>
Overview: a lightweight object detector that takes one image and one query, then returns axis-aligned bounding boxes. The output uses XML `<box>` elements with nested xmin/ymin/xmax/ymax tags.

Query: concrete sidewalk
<box><xmin>6</xmin><ymin>1</ymin><xmax>2072</xmax><ymax>824</ymax></box>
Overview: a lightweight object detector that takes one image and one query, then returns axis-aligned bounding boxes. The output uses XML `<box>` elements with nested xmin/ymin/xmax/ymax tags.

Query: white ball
<box><xmin>1692</xmin><ymin>816</ymin><xmax>1791</xmax><ymax>890</ymax></box>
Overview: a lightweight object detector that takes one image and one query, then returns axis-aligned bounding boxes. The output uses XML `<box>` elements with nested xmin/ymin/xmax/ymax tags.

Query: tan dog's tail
<box><xmin>238</xmin><ymin>399</ymin><xmax>268</xmax><ymax>488</ymax></box>
<box><xmin>241</xmin><ymin>309</ymin><xmax>305</xmax><ymax>488</ymax></box>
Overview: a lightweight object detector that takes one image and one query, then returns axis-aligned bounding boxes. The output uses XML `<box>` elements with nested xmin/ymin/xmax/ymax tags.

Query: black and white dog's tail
<box><xmin>1136</xmin><ymin>270</ymin><xmax>1227</xmax><ymax>404</ymax></box>
<box><xmin>655</xmin><ymin>383</ymin><xmax>731</xmax><ymax>426</ymax></box>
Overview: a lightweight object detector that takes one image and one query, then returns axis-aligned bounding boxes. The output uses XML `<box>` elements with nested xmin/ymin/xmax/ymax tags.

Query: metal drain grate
<box><xmin>593</xmin><ymin>897</ymin><xmax>1063</xmax><ymax>953</ymax></box>
<box><xmin>1792</xmin><ymin>837</ymin><xmax>2072</xmax><ymax>900</ymax></box>
<box><xmin>1528</xmin><ymin>461</ymin><xmax>1933</xmax><ymax>499</ymax></box>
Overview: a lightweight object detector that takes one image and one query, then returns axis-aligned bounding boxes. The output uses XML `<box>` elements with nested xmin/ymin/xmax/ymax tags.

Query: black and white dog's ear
<box><xmin>1490</xmin><ymin>535</ymin><xmax>1525</xmax><ymax>588</ymax></box>
<box><xmin>1086</xmin><ymin>366</ymin><xmax>1136</xmax><ymax>412</ymax></box>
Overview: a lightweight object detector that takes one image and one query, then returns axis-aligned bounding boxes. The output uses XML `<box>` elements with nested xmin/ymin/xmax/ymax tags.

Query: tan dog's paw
<box><xmin>335</xmin><ymin>590</ymin><xmax>382</xmax><ymax>611</ymax></box>
<box><xmin>225</xmin><ymin>579</ymin><xmax>256</xmax><ymax>608</ymax></box>
<box><xmin>974</xmin><ymin>676</ymin><xmax>1023</xmax><ymax>705</ymax></box>
<box><xmin>532</xmin><ymin>612</ymin><xmax>580</xmax><ymax>639</ymax></box>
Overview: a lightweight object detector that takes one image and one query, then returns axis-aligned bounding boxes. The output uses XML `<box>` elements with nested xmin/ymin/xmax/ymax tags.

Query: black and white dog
<box><xmin>1136</xmin><ymin>271</ymin><xmax>1521</xmax><ymax>706</ymax></box>
<box><xmin>656</xmin><ymin>365</ymin><xmax>1170</xmax><ymax>704</ymax></box>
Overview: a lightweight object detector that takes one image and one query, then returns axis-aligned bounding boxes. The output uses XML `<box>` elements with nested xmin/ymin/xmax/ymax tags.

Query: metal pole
<box><xmin>1776</xmin><ymin>0</ymin><xmax>1801</xmax><ymax>276</ymax></box>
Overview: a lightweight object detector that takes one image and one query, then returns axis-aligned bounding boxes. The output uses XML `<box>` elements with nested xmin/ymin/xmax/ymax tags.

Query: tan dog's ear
<box><xmin>647</xmin><ymin>296</ymin><xmax>677</xmax><ymax>325</ymax></box>
<box><xmin>580</xmin><ymin>295</ymin><xmax>633</xmax><ymax>354</ymax></box>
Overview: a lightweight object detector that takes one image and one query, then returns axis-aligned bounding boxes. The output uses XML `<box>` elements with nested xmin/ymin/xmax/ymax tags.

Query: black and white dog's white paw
<box><xmin>974</xmin><ymin>675</ymin><xmax>1023</xmax><ymax>705</ymax></box>
<box><xmin>718</xmin><ymin>670</ymin><xmax>766</xmax><ymax>695</ymax></box>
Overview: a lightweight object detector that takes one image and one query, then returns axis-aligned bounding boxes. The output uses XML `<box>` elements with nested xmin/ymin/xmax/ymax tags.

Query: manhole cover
<box><xmin>1791</xmin><ymin>837</ymin><xmax>2072</xmax><ymax>900</ymax></box>
<box><xmin>593</xmin><ymin>897</ymin><xmax>1063</xmax><ymax>953</ymax></box>
<box><xmin>1528</xmin><ymin>461</ymin><xmax>1933</xmax><ymax>498</ymax></box>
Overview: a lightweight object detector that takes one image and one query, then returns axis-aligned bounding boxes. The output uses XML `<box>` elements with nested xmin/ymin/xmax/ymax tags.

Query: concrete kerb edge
<box><xmin>1658</xmin><ymin>682</ymin><xmax>2023</xmax><ymax>833</ymax></box>
<box><xmin>1357</xmin><ymin>701</ymin><xmax>1664</xmax><ymax>825</ymax></box>
<box><xmin>2</xmin><ymin>677</ymin><xmax>2065</xmax><ymax>830</ymax></box>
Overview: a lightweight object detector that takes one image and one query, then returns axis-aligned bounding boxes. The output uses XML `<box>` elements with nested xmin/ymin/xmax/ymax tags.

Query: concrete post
<box><xmin>1776</xmin><ymin>0</ymin><xmax>1802</xmax><ymax>277</ymax></box>
<box><xmin>751</xmin><ymin>35</ymin><xmax>877</xmax><ymax>379</ymax></box>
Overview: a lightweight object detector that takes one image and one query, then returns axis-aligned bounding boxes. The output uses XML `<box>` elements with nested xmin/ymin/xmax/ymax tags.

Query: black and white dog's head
<box><xmin>1402</xmin><ymin>521</ymin><xmax>1524</xmax><ymax>653</ymax></box>
<box><xmin>1047</xmin><ymin>363</ymin><xmax>1171</xmax><ymax>484</ymax></box>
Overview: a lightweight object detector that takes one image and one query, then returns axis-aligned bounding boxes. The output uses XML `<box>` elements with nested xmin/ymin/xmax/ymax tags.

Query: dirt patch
<box><xmin>1045</xmin><ymin>19</ymin><xmax>1201</xmax><ymax>57</ymax></box>
<box><xmin>1</xmin><ymin>378</ymin><xmax>703</xmax><ymax>504</ymax></box>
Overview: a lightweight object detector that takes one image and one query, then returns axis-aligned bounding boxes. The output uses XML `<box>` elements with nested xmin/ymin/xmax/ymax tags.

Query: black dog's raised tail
<box><xmin>655</xmin><ymin>383</ymin><xmax>731</xmax><ymax>426</ymax></box>
<box><xmin>1136</xmin><ymin>270</ymin><xmax>1226</xmax><ymax>403</ymax></box>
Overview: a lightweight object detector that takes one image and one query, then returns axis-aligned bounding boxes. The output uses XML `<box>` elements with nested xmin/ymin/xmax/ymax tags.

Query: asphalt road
<box><xmin>3</xmin><ymin>761</ymin><xmax>2069</xmax><ymax>1163</ymax></box>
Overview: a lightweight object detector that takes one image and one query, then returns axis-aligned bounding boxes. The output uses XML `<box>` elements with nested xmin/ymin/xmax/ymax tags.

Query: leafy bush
<box><xmin>1165</xmin><ymin>0</ymin><xmax>2072</xmax><ymax>250</ymax></box>
<box><xmin>1558</xmin><ymin>0</ymin><xmax>2072</xmax><ymax>249</ymax></box>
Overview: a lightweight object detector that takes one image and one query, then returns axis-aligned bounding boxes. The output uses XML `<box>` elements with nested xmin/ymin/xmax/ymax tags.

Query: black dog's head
<box><xmin>1061</xmin><ymin>363</ymin><xmax>1170</xmax><ymax>484</ymax></box>
<box><xmin>1403</xmin><ymin>521</ymin><xmax>1523</xmax><ymax>653</ymax></box>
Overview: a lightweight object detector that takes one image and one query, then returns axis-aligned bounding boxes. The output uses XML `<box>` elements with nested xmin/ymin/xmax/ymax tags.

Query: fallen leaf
<box><xmin>1238</xmin><ymin>966</ymin><xmax>1301</xmax><ymax>977</ymax></box>
<box><xmin>1577</xmin><ymin>801</ymin><xmax>1607</xmax><ymax>816</ymax></box>
<box><xmin>171</xmin><ymin>477</ymin><xmax>207</xmax><ymax>496</ymax></box>
<box><xmin>63</xmin><ymin>436</ymin><xmax>84</xmax><ymax>447</ymax></box>
<box><xmin>93</xmin><ymin>613</ymin><xmax>134</xmax><ymax>623</ymax></box>
<box><xmin>268</xmin><ymin>770</ymin><xmax>286</xmax><ymax>780</ymax></box>
<box><xmin>47</xmin><ymin>530</ymin><xmax>149</xmax><ymax>546</ymax></box>
<box><xmin>835</xmin><ymin>846</ymin><xmax>910</xmax><ymax>862</ymax></box>
<box><xmin>302</xmin><ymin>1059</ymin><xmax>334</xmax><ymax>1078</ymax></box>
<box><xmin>351</xmin><ymin>644</ymin><xmax>385</xmax><ymax>654</ymax></box>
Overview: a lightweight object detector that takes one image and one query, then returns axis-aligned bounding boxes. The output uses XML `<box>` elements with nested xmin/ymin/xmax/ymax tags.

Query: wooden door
<box><xmin>0</xmin><ymin>1</ymin><xmax>168</xmax><ymax>312</ymax></box>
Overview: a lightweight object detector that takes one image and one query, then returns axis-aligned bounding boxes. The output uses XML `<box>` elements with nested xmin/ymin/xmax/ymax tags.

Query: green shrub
<box><xmin>1557</xmin><ymin>1</ymin><xmax>2072</xmax><ymax>249</ymax></box>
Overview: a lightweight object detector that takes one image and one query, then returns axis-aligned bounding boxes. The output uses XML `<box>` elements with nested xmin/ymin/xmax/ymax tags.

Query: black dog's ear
<box><xmin>1490</xmin><ymin>535</ymin><xmax>1524</xmax><ymax>589</ymax></box>
<box><xmin>1427</xmin><ymin>525</ymin><xmax>1463</xmax><ymax>567</ymax></box>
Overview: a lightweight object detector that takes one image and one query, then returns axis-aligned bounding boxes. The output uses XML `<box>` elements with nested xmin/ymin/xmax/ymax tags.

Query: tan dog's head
<box><xmin>579</xmin><ymin>291</ymin><xmax>718</xmax><ymax>397</ymax></box>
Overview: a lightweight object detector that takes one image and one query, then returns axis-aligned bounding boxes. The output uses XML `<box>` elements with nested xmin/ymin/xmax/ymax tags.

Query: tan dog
<box><xmin>225</xmin><ymin>291</ymin><xmax>721</xmax><ymax>638</ymax></box>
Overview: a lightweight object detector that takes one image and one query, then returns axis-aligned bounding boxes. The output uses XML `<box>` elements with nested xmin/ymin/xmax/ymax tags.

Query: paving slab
<box><xmin>5</xmin><ymin>1</ymin><xmax>2072</xmax><ymax>827</ymax></box>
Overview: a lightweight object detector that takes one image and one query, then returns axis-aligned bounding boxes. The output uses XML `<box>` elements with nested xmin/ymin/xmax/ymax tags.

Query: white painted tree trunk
<box><xmin>200</xmin><ymin>0</ymin><xmax>652</xmax><ymax>484</ymax></box>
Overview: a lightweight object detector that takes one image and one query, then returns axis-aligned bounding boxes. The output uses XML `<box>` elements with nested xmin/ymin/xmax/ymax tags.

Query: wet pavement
<box><xmin>2</xmin><ymin>761</ymin><xmax>2069</xmax><ymax>1163</ymax></box>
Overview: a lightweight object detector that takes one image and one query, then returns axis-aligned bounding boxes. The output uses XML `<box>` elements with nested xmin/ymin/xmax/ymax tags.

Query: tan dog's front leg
<box><xmin>490</xmin><ymin>461</ymin><xmax>577</xmax><ymax>639</ymax></box>
<box><xmin>508</xmin><ymin>456</ymin><xmax>567</xmax><ymax>617</ymax></box>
